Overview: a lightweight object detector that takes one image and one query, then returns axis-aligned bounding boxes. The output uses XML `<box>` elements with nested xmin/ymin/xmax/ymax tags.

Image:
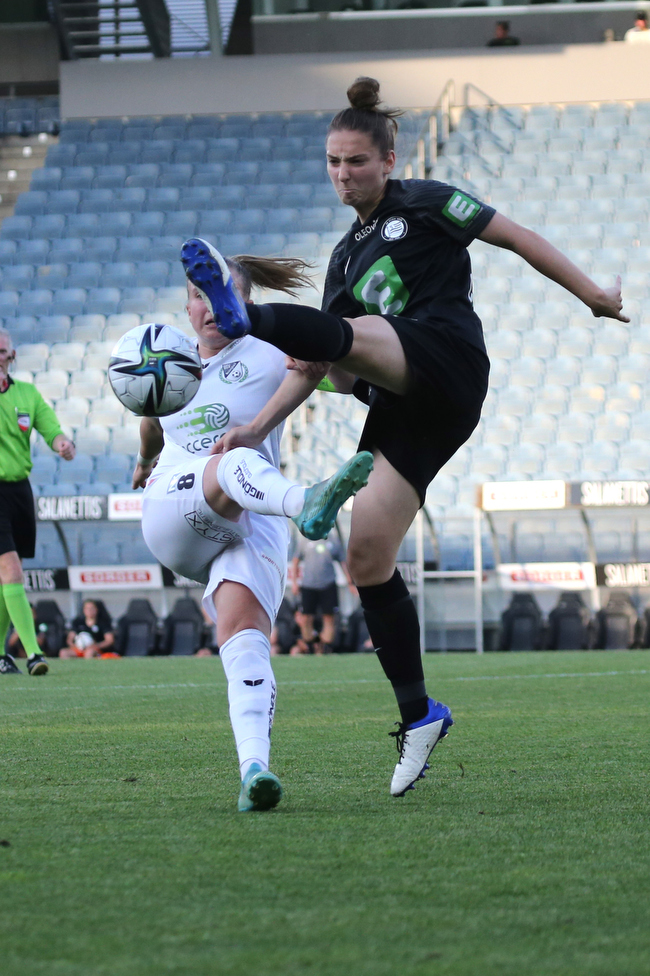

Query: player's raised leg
<box><xmin>207</xmin><ymin>447</ymin><xmax>373</xmax><ymax>541</ymax></box>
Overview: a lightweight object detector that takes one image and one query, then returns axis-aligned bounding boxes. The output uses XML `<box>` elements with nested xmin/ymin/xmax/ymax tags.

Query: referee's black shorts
<box><xmin>0</xmin><ymin>479</ymin><xmax>36</xmax><ymax>559</ymax></box>
<box><xmin>355</xmin><ymin>315</ymin><xmax>490</xmax><ymax>506</ymax></box>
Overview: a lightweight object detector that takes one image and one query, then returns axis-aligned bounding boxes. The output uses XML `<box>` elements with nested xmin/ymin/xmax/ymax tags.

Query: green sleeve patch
<box><xmin>352</xmin><ymin>255</ymin><xmax>410</xmax><ymax>316</ymax></box>
<box><xmin>442</xmin><ymin>191</ymin><xmax>481</xmax><ymax>228</ymax></box>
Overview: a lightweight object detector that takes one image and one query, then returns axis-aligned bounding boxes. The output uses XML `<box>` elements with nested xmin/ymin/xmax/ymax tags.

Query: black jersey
<box><xmin>321</xmin><ymin>179</ymin><xmax>495</xmax><ymax>351</ymax></box>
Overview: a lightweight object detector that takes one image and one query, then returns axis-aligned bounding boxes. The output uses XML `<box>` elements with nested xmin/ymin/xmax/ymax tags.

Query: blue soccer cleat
<box><xmin>389</xmin><ymin>698</ymin><xmax>453</xmax><ymax>797</ymax></box>
<box><xmin>181</xmin><ymin>237</ymin><xmax>251</xmax><ymax>340</ymax></box>
<box><xmin>238</xmin><ymin>763</ymin><xmax>283</xmax><ymax>813</ymax></box>
<box><xmin>293</xmin><ymin>452</ymin><xmax>373</xmax><ymax>541</ymax></box>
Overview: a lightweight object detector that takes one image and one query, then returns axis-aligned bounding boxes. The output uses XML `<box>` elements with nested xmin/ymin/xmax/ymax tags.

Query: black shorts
<box><xmin>355</xmin><ymin>316</ymin><xmax>490</xmax><ymax>506</ymax></box>
<box><xmin>0</xmin><ymin>479</ymin><xmax>36</xmax><ymax>560</ymax></box>
<box><xmin>300</xmin><ymin>582</ymin><xmax>339</xmax><ymax>616</ymax></box>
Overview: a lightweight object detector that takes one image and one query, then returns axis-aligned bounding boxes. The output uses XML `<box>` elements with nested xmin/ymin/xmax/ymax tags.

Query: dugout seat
<box><xmin>160</xmin><ymin>598</ymin><xmax>206</xmax><ymax>656</ymax></box>
<box><xmin>34</xmin><ymin>600</ymin><xmax>67</xmax><ymax>657</ymax></box>
<box><xmin>595</xmin><ymin>592</ymin><xmax>639</xmax><ymax>650</ymax></box>
<box><xmin>500</xmin><ymin>593</ymin><xmax>544</xmax><ymax>651</ymax></box>
<box><xmin>546</xmin><ymin>592</ymin><xmax>594</xmax><ymax>650</ymax></box>
<box><xmin>115</xmin><ymin>599</ymin><xmax>158</xmax><ymax>656</ymax></box>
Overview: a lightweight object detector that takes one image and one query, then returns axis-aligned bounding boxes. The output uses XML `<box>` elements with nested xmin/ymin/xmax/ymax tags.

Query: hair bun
<box><xmin>347</xmin><ymin>77</ymin><xmax>381</xmax><ymax>112</ymax></box>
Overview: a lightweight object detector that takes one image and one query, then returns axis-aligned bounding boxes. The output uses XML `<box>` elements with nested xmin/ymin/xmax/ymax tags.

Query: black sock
<box><xmin>247</xmin><ymin>303</ymin><xmax>354</xmax><ymax>362</ymax></box>
<box><xmin>358</xmin><ymin>570</ymin><xmax>429</xmax><ymax>726</ymax></box>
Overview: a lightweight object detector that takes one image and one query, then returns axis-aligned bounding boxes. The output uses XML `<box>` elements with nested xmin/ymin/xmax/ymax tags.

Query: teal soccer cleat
<box><xmin>238</xmin><ymin>763</ymin><xmax>283</xmax><ymax>813</ymax></box>
<box><xmin>293</xmin><ymin>452</ymin><xmax>373</xmax><ymax>541</ymax></box>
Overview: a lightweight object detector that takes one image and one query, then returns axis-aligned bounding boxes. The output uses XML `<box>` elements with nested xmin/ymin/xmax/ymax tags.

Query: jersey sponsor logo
<box><xmin>352</xmin><ymin>255</ymin><xmax>410</xmax><ymax>316</ymax></box>
<box><xmin>354</xmin><ymin>217</ymin><xmax>378</xmax><ymax>242</ymax></box>
<box><xmin>184</xmin><ymin>510</ymin><xmax>239</xmax><ymax>544</ymax></box>
<box><xmin>219</xmin><ymin>361</ymin><xmax>249</xmax><ymax>384</ymax></box>
<box><xmin>16</xmin><ymin>411</ymin><xmax>30</xmax><ymax>432</ymax></box>
<box><xmin>381</xmin><ymin>216</ymin><xmax>408</xmax><ymax>241</ymax></box>
<box><xmin>175</xmin><ymin>401</ymin><xmax>231</xmax><ymax>453</ymax></box>
<box><xmin>442</xmin><ymin>191</ymin><xmax>480</xmax><ymax>227</ymax></box>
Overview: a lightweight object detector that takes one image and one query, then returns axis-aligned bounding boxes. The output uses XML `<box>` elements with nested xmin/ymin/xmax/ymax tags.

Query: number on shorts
<box><xmin>177</xmin><ymin>473</ymin><xmax>195</xmax><ymax>490</ymax></box>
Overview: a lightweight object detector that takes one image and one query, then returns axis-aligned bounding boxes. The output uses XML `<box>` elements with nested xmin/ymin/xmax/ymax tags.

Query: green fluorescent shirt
<box><xmin>0</xmin><ymin>378</ymin><xmax>63</xmax><ymax>482</ymax></box>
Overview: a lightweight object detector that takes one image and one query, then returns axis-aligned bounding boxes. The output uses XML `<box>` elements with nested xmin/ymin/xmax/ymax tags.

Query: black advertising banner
<box><xmin>570</xmin><ymin>481</ymin><xmax>650</xmax><ymax>508</ymax></box>
<box><xmin>23</xmin><ymin>568</ymin><xmax>70</xmax><ymax>591</ymax></box>
<box><xmin>36</xmin><ymin>495</ymin><xmax>108</xmax><ymax>521</ymax></box>
<box><xmin>596</xmin><ymin>563</ymin><xmax>650</xmax><ymax>588</ymax></box>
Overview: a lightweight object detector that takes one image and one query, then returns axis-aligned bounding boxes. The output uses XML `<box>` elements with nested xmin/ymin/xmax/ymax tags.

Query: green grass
<box><xmin>1</xmin><ymin>651</ymin><xmax>649</xmax><ymax>975</ymax></box>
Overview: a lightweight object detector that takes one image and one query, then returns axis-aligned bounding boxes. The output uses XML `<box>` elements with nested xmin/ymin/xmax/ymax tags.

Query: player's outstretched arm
<box><xmin>478</xmin><ymin>212</ymin><xmax>629</xmax><ymax>322</ymax></box>
<box><xmin>213</xmin><ymin>367</ymin><xmax>324</xmax><ymax>456</ymax></box>
<box><xmin>132</xmin><ymin>417</ymin><xmax>163</xmax><ymax>489</ymax></box>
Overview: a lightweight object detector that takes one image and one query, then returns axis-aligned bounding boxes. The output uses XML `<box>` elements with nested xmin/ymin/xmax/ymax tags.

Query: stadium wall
<box><xmin>60</xmin><ymin>43</ymin><xmax>650</xmax><ymax>119</ymax></box>
<box><xmin>0</xmin><ymin>22</ymin><xmax>59</xmax><ymax>90</ymax></box>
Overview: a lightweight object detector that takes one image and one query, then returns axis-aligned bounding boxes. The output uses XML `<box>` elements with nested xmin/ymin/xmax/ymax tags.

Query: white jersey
<box><xmin>157</xmin><ymin>335</ymin><xmax>288</xmax><ymax>469</ymax></box>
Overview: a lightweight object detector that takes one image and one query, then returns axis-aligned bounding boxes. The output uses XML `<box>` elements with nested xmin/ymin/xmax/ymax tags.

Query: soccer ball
<box><xmin>108</xmin><ymin>323</ymin><xmax>202</xmax><ymax>417</ymax></box>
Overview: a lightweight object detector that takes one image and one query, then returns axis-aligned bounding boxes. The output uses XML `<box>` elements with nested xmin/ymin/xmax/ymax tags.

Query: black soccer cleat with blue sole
<box><xmin>181</xmin><ymin>238</ymin><xmax>252</xmax><ymax>340</ymax></box>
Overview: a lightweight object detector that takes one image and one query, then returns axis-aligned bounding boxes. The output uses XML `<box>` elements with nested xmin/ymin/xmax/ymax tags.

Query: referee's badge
<box><xmin>16</xmin><ymin>411</ymin><xmax>30</xmax><ymax>432</ymax></box>
<box><xmin>381</xmin><ymin>216</ymin><xmax>408</xmax><ymax>241</ymax></box>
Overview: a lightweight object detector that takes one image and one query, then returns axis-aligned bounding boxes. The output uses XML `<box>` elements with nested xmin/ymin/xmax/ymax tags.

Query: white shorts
<box><xmin>142</xmin><ymin>456</ymin><xmax>289</xmax><ymax>628</ymax></box>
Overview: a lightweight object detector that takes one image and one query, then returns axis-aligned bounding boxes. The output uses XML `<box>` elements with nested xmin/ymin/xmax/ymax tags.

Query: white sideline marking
<box><xmin>3</xmin><ymin>668</ymin><xmax>649</xmax><ymax>695</ymax></box>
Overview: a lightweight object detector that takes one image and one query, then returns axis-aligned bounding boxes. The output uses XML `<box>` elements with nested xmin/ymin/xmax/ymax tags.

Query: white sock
<box><xmin>219</xmin><ymin>628</ymin><xmax>277</xmax><ymax>777</ymax></box>
<box><xmin>217</xmin><ymin>447</ymin><xmax>306</xmax><ymax>517</ymax></box>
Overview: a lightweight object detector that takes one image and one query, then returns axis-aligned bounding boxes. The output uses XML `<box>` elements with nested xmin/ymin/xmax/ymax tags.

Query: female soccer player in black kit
<box><xmin>182</xmin><ymin>77</ymin><xmax>628</xmax><ymax>798</ymax></box>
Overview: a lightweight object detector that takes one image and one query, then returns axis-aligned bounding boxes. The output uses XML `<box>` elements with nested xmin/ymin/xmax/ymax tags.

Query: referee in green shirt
<box><xmin>0</xmin><ymin>327</ymin><xmax>75</xmax><ymax>676</ymax></box>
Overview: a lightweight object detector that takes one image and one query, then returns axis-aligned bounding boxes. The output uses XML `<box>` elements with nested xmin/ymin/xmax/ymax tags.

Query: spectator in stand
<box><xmin>0</xmin><ymin>327</ymin><xmax>75</xmax><ymax>677</ymax></box>
<box><xmin>487</xmin><ymin>21</ymin><xmax>521</xmax><ymax>47</ymax></box>
<box><xmin>624</xmin><ymin>11</ymin><xmax>650</xmax><ymax>43</ymax></box>
<box><xmin>291</xmin><ymin>531</ymin><xmax>355</xmax><ymax>654</ymax></box>
<box><xmin>60</xmin><ymin>599</ymin><xmax>116</xmax><ymax>659</ymax></box>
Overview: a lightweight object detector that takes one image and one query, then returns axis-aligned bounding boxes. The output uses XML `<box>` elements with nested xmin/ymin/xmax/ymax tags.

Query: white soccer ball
<box><xmin>74</xmin><ymin>632</ymin><xmax>95</xmax><ymax>651</ymax></box>
<box><xmin>108</xmin><ymin>323</ymin><xmax>202</xmax><ymax>417</ymax></box>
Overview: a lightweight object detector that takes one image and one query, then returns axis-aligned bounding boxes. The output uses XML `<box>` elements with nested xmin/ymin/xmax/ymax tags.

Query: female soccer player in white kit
<box><xmin>134</xmin><ymin>255</ymin><xmax>372</xmax><ymax>812</ymax></box>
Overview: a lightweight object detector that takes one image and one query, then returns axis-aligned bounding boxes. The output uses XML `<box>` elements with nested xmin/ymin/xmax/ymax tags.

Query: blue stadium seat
<box><xmin>122</xmin><ymin>123</ymin><xmax>155</xmax><ymax>141</ymax></box>
<box><xmin>255</xmin><ymin>122</ymin><xmax>286</xmax><ymax>139</ymax></box>
<box><xmin>37</xmin><ymin>315</ymin><xmax>72</xmax><ymax>342</ymax></box>
<box><xmin>113</xmin><ymin>188</ymin><xmax>147</xmax><ymax>212</ymax></box>
<box><xmin>120</xmin><ymin>287</ymin><xmax>155</xmax><ymax>313</ymax></box>
<box><xmin>163</xmin><ymin>211</ymin><xmax>198</xmax><ymax>237</ymax></box>
<box><xmin>223</xmin><ymin>162</ymin><xmax>258</xmax><ymax>185</ymax></box>
<box><xmin>60</xmin><ymin>168</ymin><xmax>96</xmax><ymax>191</ymax></box>
<box><xmin>299</xmin><ymin>207</ymin><xmax>333</xmax><ymax>232</ymax></box>
<box><xmin>79</xmin><ymin>189</ymin><xmax>115</xmax><ymax>213</ymax></box>
<box><xmin>125</xmin><ymin>174</ymin><xmax>158</xmax><ymax>189</ymax></box>
<box><xmin>211</xmin><ymin>186</ymin><xmax>245</xmax><ymax>207</ymax></box>
<box><xmin>217</xmin><ymin>234</ymin><xmax>252</xmax><ymax>254</ymax></box>
<box><xmin>197</xmin><ymin>210</ymin><xmax>234</xmax><ymax>236</ymax></box>
<box><xmin>179</xmin><ymin>186</ymin><xmax>213</xmax><ymax>209</ymax></box>
<box><xmin>146</xmin><ymin>187</ymin><xmax>180</xmax><ymax>211</ymax></box>
<box><xmin>32</xmin><ymin>214</ymin><xmax>66</xmax><ymax>239</ymax></box>
<box><xmin>70</xmin><ymin>313</ymin><xmax>106</xmax><ymax>340</ymax></box>
<box><xmin>1</xmin><ymin>216</ymin><xmax>32</xmax><ymax>240</ymax></box>
<box><xmin>93</xmin><ymin>165</ymin><xmax>128</xmax><ymax>189</ymax></box>
<box><xmin>94</xmin><ymin>118</ymin><xmax>123</xmax><ymax>133</ymax></box>
<box><xmin>10</xmin><ymin>316</ymin><xmax>38</xmax><ymax>345</ymax></box>
<box><xmin>57</xmin><ymin>455</ymin><xmax>94</xmax><ymax>484</ymax></box>
<box><xmin>0</xmin><ymin>264</ymin><xmax>35</xmax><ymax>287</ymax></box>
<box><xmin>0</xmin><ymin>240</ymin><xmax>17</xmax><ymax>263</ymax></box>
<box><xmin>220</xmin><ymin>122</ymin><xmax>253</xmax><ymax>139</ymax></box>
<box><xmin>86</xmin><ymin>288</ymin><xmax>122</xmax><ymax>315</ymax></box>
<box><xmin>153</xmin><ymin>125</ymin><xmax>186</xmax><ymax>141</ymax></box>
<box><xmin>95</xmin><ymin>453</ymin><xmax>132</xmax><ymax>481</ymax></box>
<box><xmin>114</xmin><ymin>236</ymin><xmax>152</xmax><ymax>262</ymax></box>
<box><xmin>294</xmin><ymin>161</ymin><xmax>327</xmax><ymax>183</ymax></box>
<box><xmin>100</xmin><ymin>212</ymin><xmax>132</xmax><ymax>236</ymax></box>
<box><xmin>249</xmin><ymin>234</ymin><xmax>286</xmax><ymax>255</ymax></box>
<box><xmin>134</xmin><ymin>261</ymin><xmax>171</xmax><ymax>287</ymax></box>
<box><xmin>15</xmin><ymin>191</ymin><xmax>49</xmax><ymax>216</ymax></box>
<box><xmin>260</xmin><ymin>161</ymin><xmax>292</xmax><ymax>185</ymax></box>
<box><xmin>76</xmin><ymin>148</ymin><xmax>111</xmax><ymax>166</ymax></box>
<box><xmin>20</xmin><ymin>289</ymin><xmax>53</xmax><ymax>316</ymax></box>
<box><xmin>48</xmin><ymin>239</ymin><xmax>83</xmax><ymax>262</ymax></box>
<box><xmin>140</xmin><ymin>140</ymin><xmax>175</xmax><ymax>164</ymax></box>
<box><xmin>35</xmin><ymin>263</ymin><xmax>69</xmax><ymax>290</ymax></box>
<box><xmin>103</xmin><ymin>262</ymin><xmax>137</xmax><ymax>288</ymax></box>
<box><xmin>108</xmin><ymin>144</ymin><xmax>141</xmax><ymax>166</ymax></box>
<box><xmin>240</xmin><ymin>137</ymin><xmax>273</xmax><ymax>158</ymax></box>
<box><xmin>206</xmin><ymin>138</ymin><xmax>239</xmax><ymax>162</ymax></box>
<box><xmin>46</xmin><ymin>146</ymin><xmax>76</xmax><ymax>167</ymax></box>
<box><xmin>0</xmin><ymin>291</ymin><xmax>19</xmax><ymax>315</ymax></box>
<box><xmin>159</xmin><ymin>163</ymin><xmax>193</xmax><ymax>187</ymax></box>
<box><xmin>173</xmin><ymin>139</ymin><xmax>207</xmax><ymax>164</ymax></box>
<box><xmin>60</xmin><ymin>120</ymin><xmax>92</xmax><ymax>138</ymax></box>
<box><xmin>272</xmin><ymin>138</ymin><xmax>307</xmax><ymax>161</ymax></box>
<box><xmin>51</xmin><ymin>289</ymin><xmax>86</xmax><ymax>317</ymax></box>
<box><xmin>191</xmin><ymin>168</ymin><xmax>226</xmax><ymax>188</ymax></box>
<box><xmin>130</xmin><ymin>212</ymin><xmax>164</xmax><ymax>236</ymax></box>
<box><xmin>67</xmin><ymin>213</ymin><xmax>101</xmax><ymax>236</ymax></box>
<box><xmin>187</xmin><ymin>121</ymin><xmax>220</xmax><ymax>139</ymax></box>
<box><xmin>236</xmin><ymin>210</ymin><xmax>265</xmax><ymax>232</ymax></box>
<box><xmin>148</xmin><ymin>235</ymin><xmax>184</xmax><ymax>262</ymax></box>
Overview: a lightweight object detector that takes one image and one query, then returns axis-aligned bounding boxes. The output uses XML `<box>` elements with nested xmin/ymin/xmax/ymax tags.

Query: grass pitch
<box><xmin>1</xmin><ymin>651</ymin><xmax>649</xmax><ymax>976</ymax></box>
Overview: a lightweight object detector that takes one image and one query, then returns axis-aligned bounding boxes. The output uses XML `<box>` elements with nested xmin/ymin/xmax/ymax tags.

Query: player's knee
<box><xmin>347</xmin><ymin>536</ymin><xmax>394</xmax><ymax>587</ymax></box>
